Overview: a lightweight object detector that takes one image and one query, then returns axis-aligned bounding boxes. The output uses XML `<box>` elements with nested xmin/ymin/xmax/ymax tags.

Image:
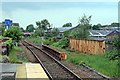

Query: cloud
<box><xmin>1</xmin><ymin>2</ymin><xmax>118</xmax><ymax>29</ymax></box>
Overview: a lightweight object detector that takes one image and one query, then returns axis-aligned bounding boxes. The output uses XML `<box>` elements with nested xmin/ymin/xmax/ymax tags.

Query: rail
<box><xmin>23</xmin><ymin>40</ymin><xmax>82</xmax><ymax>80</ymax></box>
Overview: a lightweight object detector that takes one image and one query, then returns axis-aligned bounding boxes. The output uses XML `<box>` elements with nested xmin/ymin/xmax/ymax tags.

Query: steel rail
<box><xmin>22</xmin><ymin>42</ymin><xmax>53</xmax><ymax>80</ymax></box>
<box><xmin>23</xmin><ymin>40</ymin><xmax>82</xmax><ymax>80</ymax></box>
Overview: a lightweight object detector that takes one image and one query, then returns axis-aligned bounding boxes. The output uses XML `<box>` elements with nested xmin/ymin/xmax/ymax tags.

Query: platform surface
<box><xmin>16</xmin><ymin>63</ymin><xmax>49</xmax><ymax>79</ymax></box>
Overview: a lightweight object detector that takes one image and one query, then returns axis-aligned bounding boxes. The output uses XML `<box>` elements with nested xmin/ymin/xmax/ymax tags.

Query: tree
<box><xmin>92</xmin><ymin>24</ymin><xmax>101</xmax><ymax>30</ymax></box>
<box><xmin>41</xmin><ymin>19</ymin><xmax>50</xmax><ymax>30</ymax></box>
<box><xmin>36</xmin><ymin>21</ymin><xmax>41</xmax><ymax>28</ymax></box>
<box><xmin>51</xmin><ymin>28</ymin><xmax>59</xmax><ymax>36</ymax></box>
<box><xmin>34</xmin><ymin>28</ymin><xmax>44</xmax><ymax>37</ymax></box>
<box><xmin>26</xmin><ymin>24</ymin><xmax>35</xmax><ymax>32</ymax></box>
<box><xmin>12</xmin><ymin>23</ymin><xmax>19</xmax><ymax>27</ymax></box>
<box><xmin>62</xmin><ymin>23</ymin><xmax>72</xmax><ymax>27</ymax></box>
<box><xmin>3</xmin><ymin>27</ymin><xmax>22</xmax><ymax>42</ymax></box>
<box><xmin>35</xmin><ymin>19</ymin><xmax>51</xmax><ymax>37</ymax></box>
<box><xmin>110</xmin><ymin>22</ymin><xmax>119</xmax><ymax>27</ymax></box>
<box><xmin>69</xmin><ymin>14</ymin><xmax>91</xmax><ymax>39</ymax></box>
<box><xmin>20</xmin><ymin>27</ymin><xmax>25</xmax><ymax>32</ymax></box>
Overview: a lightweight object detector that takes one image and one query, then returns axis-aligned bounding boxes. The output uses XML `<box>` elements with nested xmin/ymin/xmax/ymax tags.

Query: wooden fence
<box><xmin>69</xmin><ymin>39</ymin><xmax>106</xmax><ymax>54</ymax></box>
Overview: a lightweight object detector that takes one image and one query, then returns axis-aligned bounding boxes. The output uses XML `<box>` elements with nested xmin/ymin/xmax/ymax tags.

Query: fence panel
<box><xmin>69</xmin><ymin>39</ymin><xmax>106</xmax><ymax>54</ymax></box>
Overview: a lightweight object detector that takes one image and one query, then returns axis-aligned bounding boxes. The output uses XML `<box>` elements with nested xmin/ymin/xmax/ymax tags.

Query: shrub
<box><xmin>3</xmin><ymin>27</ymin><xmax>22</xmax><ymax>42</ymax></box>
<box><xmin>105</xmin><ymin>49</ymin><xmax>118</xmax><ymax>60</ymax></box>
<box><xmin>51</xmin><ymin>38</ymin><xmax>69</xmax><ymax>48</ymax></box>
<box><xmin>0</xmin><ymin>55</ymin><xmax>10</xmax><ymax>63</ymax></box>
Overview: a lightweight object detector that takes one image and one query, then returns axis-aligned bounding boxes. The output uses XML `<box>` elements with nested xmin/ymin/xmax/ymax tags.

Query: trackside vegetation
<box><xmin>25</xmin><ymin>15</ymin><xmax>119</xmax><ymax>77</ymax></box>
<box><xmin>27</xmin><ymin>35</ymin><xmax>119</xmax><ymax>77</ymax></box>
<box><xmin>9</xmin><ymin>46</ymin><xmax>28</xmax><ymax>63</ymax></box>
<box><xmin>51</xmin><ymin>43</ymin><xmax>118</xmax><ymax>77</ymax></box>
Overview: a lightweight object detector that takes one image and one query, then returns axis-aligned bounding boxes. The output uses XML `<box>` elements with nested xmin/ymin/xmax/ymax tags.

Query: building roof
<box><xmin>89</xmin><ymin>30</ymin><xmax>118</xmax><ymax>37</ymax></box>
<box><xmin>58</xmin><ymin>27</ymin><xmax>74</xmax><ymax>32</ymax></box>
<box><xmin>100</xmin><ymin>27</ymin><xmax>118</xmax><ymax>30</ymax></box>
<box><xmin>116</xmin><ymin>29</ymin><xmax>120</xmax><ymax>32</ymax></box>
<box><xmin>23</xmin><ymin>32</ymin><xmax>31</xmax><ymax>35</ymax></box>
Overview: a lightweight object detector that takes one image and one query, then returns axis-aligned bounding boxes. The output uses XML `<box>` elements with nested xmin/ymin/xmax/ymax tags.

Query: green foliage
<box><xmin>69</xmin><ymin>25</ymin><xmax>90</xmax><ymax>39</ymax></box>
<box><xmin>3</xmin><ymin>27</ymin><xmax>22</xmax><ymax>42</ymax></box>
<box><xmin>51</xmin><ymin>38</ymin><xmax>69</xmax><ymax>48</ymax></box>
<box><xmin>43</xmin><ymin>38</ymin><xmax>50</xmax><ymax>45</ymax></box>
<box><xmin>26</xmin><ymin>24</ymin><xmax>35</xmax><ymax>32</ymax></box>
<box><xmin>36</xmin><ymin>19</ymin><xmax>50</xmax><ymax>30</ymax></box>
<box><xmin>51</xmin><ymin>41</ymin><xmax>119</xmax><ymax>77</ymax></box>
<box><xmin>69</xmin><ymin>14</ymin><xmax>91</xmax><ymax>39</ymax></box>
<box><xmin>105</xmin><ymin>49</ymin><xmax>118</xmax><ymax>60</ymax></box>
<box><xmin>51</xmin><ymin>28</ymin><xmax>59</xmax><ymax>36</ymax></box>
<box><xmin>36</xmin><ymin>19</ymin><xmax>51</xmax><ymax>38</ymax></box>
<box><xmin>43</xmin><ymin>37</ymin><xmax>56</xmax><ymax>45</ymax></box>
<box><xmin>40</xmin><ymin>19</ymin><xmax>50</xmax><ymax>30</ymax></box>
<box><xmin>2</xmin><ymin>37</ymin><xmax>13</xmax><ymax>52</ymax></box>
<box><xmin>20</xmin><ymin>27</ymin><xmax>25</xmax><ymax>32</ymax></box>
<box><xmin>28</xmin><ymin>36</ymin><xmax>42</xmax><ymax>44</ymax></box>
<box><xmin>62</xmin><ymin>22</ymin><xmax>72</xmax><ymax>27</ymax></box>
<box><xmin>34</xmin><ymin>28</ymin><xmax>44</xmax><ymax>37</ymax></box>
<box><xmin>110</xmin><ymin>22</ymin><xmax>119</xmax><ymax>27</ymax></box>
<box><xmin>92</xmin><ymin>24</ymin><xmax>101</xmax><ymax>30</ymax></box>
<box><xmin>9</xmin><ymin>46</ymin><xmax>28</xmax><ymax>63</ymax></box>
<box><xmin>112</xmin><ymin>35</ymin><xmax>120</xmax><ymax>47</ymax></box>
<box><xmin>64</xmin><ymin>30</ymin><xmax>70</xmax><ymax>37</ymax></box>
<box><xmin>66</xmin><ymin>51</ymin><xmax>118</xmax><ymax>77</ymax></box>
<box><xmin>107</xmin><ymin>36</ymin><xmax>120</xmax><ymax>60</ymax></box>
<box><xmin>0</xmin><ymin>55</ymin><xmax>10</xmax><ymax>63</ymax></box>
<box><xmin>45</xmin><ymin>28</ymin><xmax>59</xmax><ymax>38</ymax></box>
<box><xmin>0</xmin><ymin>27</ymin><xmax>5</xmax><ymax>36</ymax></box>
<box><xmin>51</xmin><ymin>43</ymin><xmax>119</xmax><ymax>77</ymax></box>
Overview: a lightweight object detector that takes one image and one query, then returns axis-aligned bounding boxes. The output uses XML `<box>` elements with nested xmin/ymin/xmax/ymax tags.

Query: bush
<box><xmin>51</xmin><ymin>38</ymin><xmax>69</xmax><ymax>48</ymax></box>
<box><xmin>111</xmin><ymin>36</ymin><xmax>120</xmax><ymax>47</ymax></box>
<box><xmin>0</xmin><ymin>55</ymin><xmax>10</xmax><ymax>63</ymax></box>
<box><xmin>3</xmin><ymin>27</ymin><xmax>22</xmax><ymax>42</ymax></box>
<box><xmin>2</xmin><ymin>37</ymin><xmax>13</xmax><ymax>55</ymax></box>
<box><xmin>28</xmin><ymin>36</ymin><xmax>42</xmax><ymax>44</ymax></box>
<box><xmin>105</xmin><ymin>49</ymin><xmax>118</xmax><ymax>60</ymax></box>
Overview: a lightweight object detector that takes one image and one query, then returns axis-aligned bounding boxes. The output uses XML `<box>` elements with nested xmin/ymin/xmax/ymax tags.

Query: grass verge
<box><xmin>51</xmin><ymin>45</ymin><xmax>119</xmax><ymax>77</ymax></box>
<box><xmin>9</xmin><ymin>46</ymin><xmax>28</xmax><ymax>63</ymax></box>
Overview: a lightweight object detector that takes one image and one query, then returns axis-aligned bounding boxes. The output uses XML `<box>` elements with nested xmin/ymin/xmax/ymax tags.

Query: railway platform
<box><xmin>16</xmin><ymin>63</ymin><xmax>49</xmax><ymax>79</ymax></box>
<box><xmin>0</xmin><ymin>63</ymin><xmax>49</xmax><ymax>80</ymax></box>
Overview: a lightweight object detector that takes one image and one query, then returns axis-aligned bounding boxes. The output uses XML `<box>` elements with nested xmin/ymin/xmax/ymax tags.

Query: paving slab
<box><xmin>0</xmin><ymin>63</ymin><xmax>20</xmax><ymax>80</ymax></box>
<box><xmin>0</xmin><ymin>63</ymin><xmax>18</xmax><ymax>72</ymax></box>
<box><xmin>25</xmin><ymin>63</ymin><xmax>49</xmax><ymax>79</ymax></box>
<box><xmin>16</xmin><ymin>64</ymin><xmax>26</xmax><ymax>78</ymax></box>
<box><xmin>15</xmin><ymin>63</ymin><xmax>49</xmax><ymax>79</ymax></box>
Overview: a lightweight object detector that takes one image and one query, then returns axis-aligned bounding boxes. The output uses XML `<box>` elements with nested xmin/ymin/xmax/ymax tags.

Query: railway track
<box><xmin>22</xmin><ymin>40</ymin><xmax>82</xmax><ymax>80</ymax></box>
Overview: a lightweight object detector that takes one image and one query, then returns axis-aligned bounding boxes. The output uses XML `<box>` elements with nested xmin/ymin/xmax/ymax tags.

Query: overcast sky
<box><xmin>1</xmin><ymin>1</ymin><xmax>119</xmax><ymax>29</ymax></box>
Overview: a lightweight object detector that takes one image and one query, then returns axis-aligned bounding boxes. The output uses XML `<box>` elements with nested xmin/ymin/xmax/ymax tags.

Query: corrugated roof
<box><xmin>89</xmin><ymin>30</ymin><xmax>116</xmax><ymax>37</ymax></box>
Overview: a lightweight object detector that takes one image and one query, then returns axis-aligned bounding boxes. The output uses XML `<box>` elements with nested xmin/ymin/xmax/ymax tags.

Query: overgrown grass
<box><xmin>51</xmin><ymin>41</ymin><xmax>119</xmax><ymax>77</ymax></box>
<box><xmin>67</xmin><ymin>52</ymin><xmax>118</xmax><ymax>77</ymax></box>
<box><xmin>9</xmin><ymin>46</ymin><xmax>28</xmax><ymax>63</ymax></box>
<box><xmin>27</xmin><ymin>36</ymin><xmax>42</xmax><ymax>44</ymax></box>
